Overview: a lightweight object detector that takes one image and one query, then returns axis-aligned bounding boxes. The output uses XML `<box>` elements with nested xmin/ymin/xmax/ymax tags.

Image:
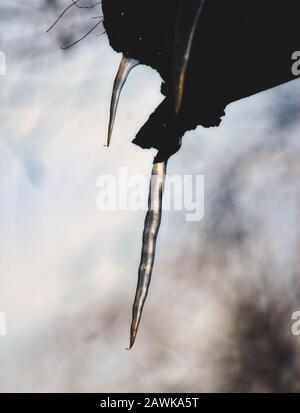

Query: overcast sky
<box><xmin>1</xmin><ymin>2</ymin><xmax>300</xmax><ymax>392</ymax></box>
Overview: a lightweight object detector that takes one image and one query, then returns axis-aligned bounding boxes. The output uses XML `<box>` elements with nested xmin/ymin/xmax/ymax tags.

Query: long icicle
<box><xmin>107</xmin><ymin>56</ymin><xmax>139</xmax><ymax>147</ymax></box>
<box><xmin>129</xmin><ymin>161</ymin><xmax>167</xmax><ymax>349</ymax></box>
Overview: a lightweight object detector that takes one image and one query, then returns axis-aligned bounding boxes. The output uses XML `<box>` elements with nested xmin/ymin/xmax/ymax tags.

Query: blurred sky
<box><xmin>1</xmin><ymin>1</ymin><xmax>300</xmax><ymax>392</ymax></box>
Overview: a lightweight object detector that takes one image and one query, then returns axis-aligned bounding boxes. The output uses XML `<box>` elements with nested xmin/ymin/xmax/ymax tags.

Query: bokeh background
<box><xmin>1</xmin><ymin>1</ymin><xmax>300</xmax><ymax>392</ymax></box>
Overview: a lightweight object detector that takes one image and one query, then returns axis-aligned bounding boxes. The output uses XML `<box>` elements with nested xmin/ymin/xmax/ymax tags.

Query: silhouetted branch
<box><xmin>60</xmin><ymin>19</ymin><xmax>103</xmax><ymax>49</ymax></box>
<box><xmin>47</xmin><ymin>0</ymin><xmax>102</xmax><ymax>33</ymax></box>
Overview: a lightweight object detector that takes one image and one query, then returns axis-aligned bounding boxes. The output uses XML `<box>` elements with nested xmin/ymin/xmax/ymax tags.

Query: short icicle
<box><xmin>107</xmin><ymin>55</ymin><xmax>140</xmax><ymax>147</ymax></box>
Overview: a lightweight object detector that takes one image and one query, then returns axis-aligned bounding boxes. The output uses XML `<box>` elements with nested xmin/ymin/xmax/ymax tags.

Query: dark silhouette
<box><xmin>103</xmin><ymin>0</ymin><xmax>300</xmax><ymax>161</ymax></box>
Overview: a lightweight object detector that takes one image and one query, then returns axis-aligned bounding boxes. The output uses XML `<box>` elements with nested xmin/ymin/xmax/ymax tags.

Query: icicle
<box><xmin>129</xmin><ymin>161</ymin><xmax>167</xmax><ymax>349</ymax></box>
<box><xmin>173</xmin><ymin>0</ymin><xmax>206</xmax><ymax>113</ymax></box>
<box><xmin>107</xmin><ymin>56</ymin><xmax>140</xmax><ymax>147</ymax></box>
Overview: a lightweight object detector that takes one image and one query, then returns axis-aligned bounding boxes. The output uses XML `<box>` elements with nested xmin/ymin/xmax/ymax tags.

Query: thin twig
<box><xmin>71</xmin><ymin>0</ymin><xmax>102</xmax><ymax>9</ymax></box>
<box><xmin>60</xmin><ymin>19</ymin><xmax>102</xmax><ymax>49</ymax></box>
<box><xmin>46</xmin><ymin>1</ymin><xmax>79</xmax><ymax>32</ymax></box>
<box><xmin>47</xmin><ymin>0</ymin><xmax>102</xmax><ymax>33</ymax></box>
